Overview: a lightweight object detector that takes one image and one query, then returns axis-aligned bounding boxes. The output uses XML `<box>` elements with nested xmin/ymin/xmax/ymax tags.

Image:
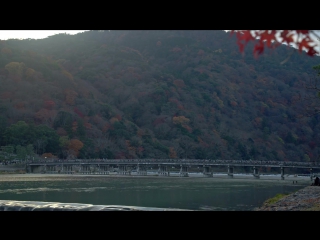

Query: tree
<box><xmin>232</xmin><ymin>30</ymin><xmax>319</xmax><ymax>58</ymax></box>
<box><xmin>16</xmin><ymin>145</ymin><xmax>27</xmax><ymax>160</ymax></box>
<box><xmin>67</xmin><ymin>139</ymin><xmax>84</xmax><ymax>158</ymax></box>
<box><xmin>233</xmin><ymin>30</ymin><xmax>320</xmax><ymax>117</ymax></box>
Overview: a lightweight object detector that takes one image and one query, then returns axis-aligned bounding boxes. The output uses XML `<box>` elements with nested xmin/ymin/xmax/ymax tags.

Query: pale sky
<box><xmin>0</xmin><ymin>30</ymin><xmax>89</xmax><ymax>40</ymax></box>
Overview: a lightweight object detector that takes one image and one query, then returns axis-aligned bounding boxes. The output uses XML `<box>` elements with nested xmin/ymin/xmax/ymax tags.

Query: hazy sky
<box><xmin>0</xmin><ymin>30</ymin><xmax>89</xmax><ymax>40</ymax></box>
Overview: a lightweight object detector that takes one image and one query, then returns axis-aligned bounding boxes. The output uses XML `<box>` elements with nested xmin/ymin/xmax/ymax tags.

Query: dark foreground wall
<box><xmin>0</xmin><ymin>200</ymin><xmax>188</xmax><ymax>211</ymax></box>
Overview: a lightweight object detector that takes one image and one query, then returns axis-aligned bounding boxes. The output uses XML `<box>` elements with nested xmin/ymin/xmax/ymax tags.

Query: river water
<box><xmin>0</xmin><ymin>173</ymin><xmax>312</xmax><ymax>211</ymax></box>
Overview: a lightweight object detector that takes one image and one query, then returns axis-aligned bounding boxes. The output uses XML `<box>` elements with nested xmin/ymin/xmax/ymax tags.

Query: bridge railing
<box><xmin>25</xmin><ymin>159</ymin><xmax>319</xmax><ymax>167</ymax></box>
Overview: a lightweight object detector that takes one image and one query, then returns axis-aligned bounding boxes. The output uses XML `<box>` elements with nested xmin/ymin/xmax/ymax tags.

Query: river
<box><xmin>0</xmin><ymin>173</ymin><xmax>312</xmax><ymax>210</ymax></box>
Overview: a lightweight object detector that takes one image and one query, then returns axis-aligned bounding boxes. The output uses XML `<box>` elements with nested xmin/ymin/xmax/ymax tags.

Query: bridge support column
<box><xmin>90</xmin><ymin>165</ymin><xmax>95</xmax><ymax>175</ymax></box>
<box><xmin>228</xmin><ymin>165</ymin><xmax>234</xmax><ymax>178</ymax></box>
<box><xmin>180</xmin><ymin>165</ymin><xmax>189</xmax><ymax>177</ymax></box>
<box><xmin>281</xmin><ymin>167</ymin><xmax>285</xmax><ymax>180</ymax></box>
<box><xmin>103</xmin><ymin>165</ymin><xmax>110</xmax><ymax>175</ymax></box>
<box><xmin>137</xmin><ymin>164</ymin><xmax>147</xmax><ymax>175</ymax></box>
<box><xmin>253</xmin><ymin>166</ymin><xmax>260</xmax><ymax>179</ymax></box>
<box><xmin>203</xmin><ymin>165</ymin><xmax>212</xmax><ymax>177</ymax></box>
<box><xmin>119</xmin><ymin>165</ymin><xmax>129</xmax><ymax>175</ymax></box>
<box><xmin>158</xmin><ymin>165</ymin><xmax>169</xmax><ymax>176</ymax></box>
<box><xmin>42</xmin><ymin>165</ymin><xmax>47</xmax><ymax>174</ymax></box>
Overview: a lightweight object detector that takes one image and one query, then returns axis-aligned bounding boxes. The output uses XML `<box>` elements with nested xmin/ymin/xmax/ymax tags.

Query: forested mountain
<box><xmin>0</xmin><ymin>30</ymin><xmax>319</xmax><ymax>162</ymax></box>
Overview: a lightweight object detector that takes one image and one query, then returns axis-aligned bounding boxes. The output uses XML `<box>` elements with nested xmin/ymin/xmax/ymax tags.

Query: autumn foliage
<box><xmin>1</xmin><ymin>30</ymin><xmax>320</xmax><ymax>161</ymax></box>
<box><xmin>41</xmin><ymin>153</ymin><xmax>58</xmax><ymax>159</ymax></box>
<box><xmin>232</xmin><ymin>30</ymin><xmax>319</xmax><ymax>57</ymax></box>
<box><xmin>68</xmin><ymin>139</ymin><xmax>84</xmax><ymax>157</ymax></box>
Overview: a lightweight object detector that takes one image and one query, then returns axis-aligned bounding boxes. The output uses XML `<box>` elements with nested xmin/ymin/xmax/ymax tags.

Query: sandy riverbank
<box><xmin>0</xmin><ymin>172</ymin><xmax>313</xmax><ymax>183</ymax></box>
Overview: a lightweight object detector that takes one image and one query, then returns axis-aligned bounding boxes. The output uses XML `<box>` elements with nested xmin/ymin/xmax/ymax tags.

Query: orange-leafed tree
<box><xmin>72</xmin><ymin>121</ymin><xmax>78</xmax><ymax>132</ymax></box>
<box><xmin>5</xmin><ymin>62</ymin><xmax>26</xmax><ymax>77</ymax></box>
<box><xmin>34</xmin><ymin>108</ymin><xmax>56</xmax><ymax>125</ymax></box>
<box><xmin>169</xmin><ymin>147</ymin><xmax>177</xmax><ymax>159</ymax></box>
<box><xmin>41</xmin><ymin>153</ymin><xmax>58</xmax><ymax>159</ymax></box>
<box><xmin>64</xmin><ymin>89</ymin><xmax>78</xmax><ymax>105</ymax></box>
<box><xmin>62</xmin><ymin>70</ymin><xmax>74</xmax><ymax>81</ymax></box>
<box><xmin>25</xmin><ymin>68</ymin><xmax>36</xmax><ymax>80</ymax></box>
<box><xmin>173</xmin><ymin>116</ymin><xmax>190</xmax><ymax>125</ymax></box>
<box><xmin>67</xmin><ymin>139</ymin><xmax>84</xmax><ymax>157</ymax></box>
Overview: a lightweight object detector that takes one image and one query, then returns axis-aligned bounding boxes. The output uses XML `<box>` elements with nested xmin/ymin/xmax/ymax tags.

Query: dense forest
<box><xmin>0</xmin><ymin>30</ymin><xmax>319</xmax><ymax>162</ymax></box>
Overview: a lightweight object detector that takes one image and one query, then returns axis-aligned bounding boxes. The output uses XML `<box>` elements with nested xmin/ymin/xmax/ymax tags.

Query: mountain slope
<box><xmin>0</xmin><ymin>30</ymin><xmax>319</xmax><ymax>163</ymax></box>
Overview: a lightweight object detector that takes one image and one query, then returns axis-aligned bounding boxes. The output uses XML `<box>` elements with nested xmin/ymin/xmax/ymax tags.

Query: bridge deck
<box><xmin>26</xmin><ymin>160</ymin><xmax>320</xmax><ymax>169</ymax></box>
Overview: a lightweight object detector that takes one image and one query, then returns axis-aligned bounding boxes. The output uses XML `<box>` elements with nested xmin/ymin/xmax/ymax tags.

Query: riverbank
<box><xmin>0</xmin><ymin>172</ymin><xmax>313</xmax><ymax>182</ymax></box>
<box><xmin>255</xmin><ymin>185</ymin><xmax>320</xmax><ymax>211</ymax></box>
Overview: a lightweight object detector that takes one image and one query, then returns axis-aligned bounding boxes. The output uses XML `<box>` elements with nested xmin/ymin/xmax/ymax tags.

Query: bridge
<box><xmin>25</xmin><ymin>159</ymin><xmax>320</xmax><ymax>180</ymax></box>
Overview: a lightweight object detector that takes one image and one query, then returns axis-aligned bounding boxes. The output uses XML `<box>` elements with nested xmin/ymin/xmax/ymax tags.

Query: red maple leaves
<box><xmin>231</xmin><ymin>30</ymin><xmax>319</xmax><ymax>57</ymax></box>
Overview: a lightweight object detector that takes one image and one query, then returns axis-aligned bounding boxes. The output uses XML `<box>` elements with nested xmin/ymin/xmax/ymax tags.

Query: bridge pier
<box><xmin>119</xmin><ymin>165</ymin><xmax>124</xmax><ymax>175</ymax></box>
<box><xmin>90</xmin><ymin>165</ymin><xmax>95</xmax><ymax>174</ymax></box>
<box><xmin>137</xmin><ymin>164</ymin><xmax>147</xmax><ymax>175</ymax></box>
<box><xmin>280</xmin><ymin>167</ymin><xmax>285</xmax><ymax>180</ymax></box>
<box><xmin>228</xmin><ymin>165</ymin><xmax>234</xmax><ymax>178</ymax></box>
<box><xmin>253</xmin><ymin>166</ymin><xmax>260</xmax><ymax>179</ymax></box>
<box><xmin>101</xmin><ymin>165</ymin><xmax>110</xmax><ymax>175</ymax></box>
<box><xmin>158</xmin><ymin>165</ymin><xmax>169</xmax><ymax>176</ymax></box>
<box><xmin>41</xmin><ymin>165</ymin><xmax>47</xmax><ymax>174</ymax></box>
<box><xmin>82</xmin><ymin>165</ymin><xmax>89</xmax><ymax>174</ymax></box>
<box><xmin>118</xmin><ymin>165</ymin><xmax>131</xmax><ymax>175</ymax></box>
<box><xmin>203</xmin><ymin>165</ymin><xmax>212</xmax><ymax>177</ymax></box>
<box><xmin>180</xmin><ymin>165</ymin><xmax>189</xmax><ymax>177</ymax></box>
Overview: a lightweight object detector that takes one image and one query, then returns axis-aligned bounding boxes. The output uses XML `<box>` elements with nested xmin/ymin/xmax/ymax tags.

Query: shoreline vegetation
<box><xmin>261</xmin><ymin>193</ymin><xmax>290</xmax><ymax>206</ymax></box>
<box><xmin>256</xmin><ymin>186</ymin><xmax>320</xmax><ymax>211</ymax></box>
